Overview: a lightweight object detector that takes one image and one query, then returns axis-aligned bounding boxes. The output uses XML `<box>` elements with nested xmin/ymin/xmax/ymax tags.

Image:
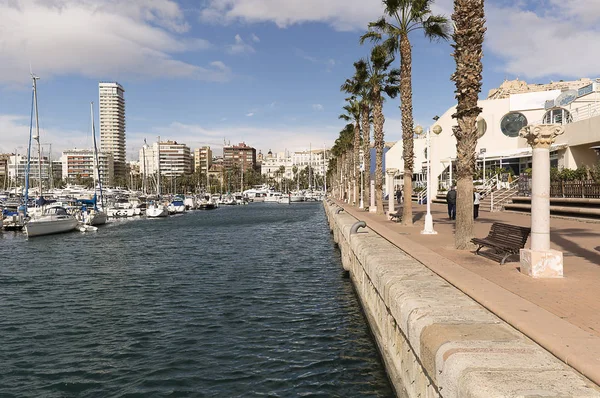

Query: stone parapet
<box><xmin>324</xmin><ymin>200</ymin><xmax>600</xmax><ymax>397</ymax></box>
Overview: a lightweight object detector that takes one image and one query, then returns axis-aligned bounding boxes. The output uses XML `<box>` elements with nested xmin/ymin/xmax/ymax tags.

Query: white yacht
<box><xmin>264</xmin><ymin>192</ymin><xmax>283</xmax><ymax>203</ymax></box>
<box><xmin>278</xmin><ymin>194</ymin><xmax>291</xmax><ymax>204</ymax></box>
<box><xmin>25</xmin><ymin>207</ymin><xmax>78</xmax><ymax>237</ymax></box>
<box><xmin>167</xmin><ymin>199</ymin><xmax>186</xmax><ymax>214</ymax></box>
<box><xmin>146</xmin><ymin>202</ymin><xmax>169</xmax><ymax>218</ymax></box>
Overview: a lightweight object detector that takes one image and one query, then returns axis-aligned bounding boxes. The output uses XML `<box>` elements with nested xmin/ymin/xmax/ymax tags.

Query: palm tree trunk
<box><xmin>399</xmin><ymin>33</ymin><xmax>415</xmax><ymax>226</ymax></box>
<box><xmin>451</xmin><ymin>0</ymin><xmax>486</xmax><ymax>249</ymax></box>
<box><xmin>373</xmin><ymin>88</ymin><xmax>385</xmax><ymax>215</ymax></box>
<box><xmin>361</xmin><ymin>104</ymin><xmax>371</xmax><ymax>209</ymax></box>
<box><xmin>353</xmin><ymin>120</ymin><xmax>361</xmax><ymax>206</ymax></box>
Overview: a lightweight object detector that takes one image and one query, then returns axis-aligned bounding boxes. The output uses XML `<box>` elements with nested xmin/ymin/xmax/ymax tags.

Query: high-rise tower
<box><xmin>99</xmin><ymin>82</ymin><xmax>126</xmax><ymax>182</ymax></box>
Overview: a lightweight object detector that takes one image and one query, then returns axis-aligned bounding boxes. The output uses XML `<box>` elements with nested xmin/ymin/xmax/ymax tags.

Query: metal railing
<box><xmin>490</xmin><ymin>176</ymin><xmax>520</xmax><ymax>212</ymax></box>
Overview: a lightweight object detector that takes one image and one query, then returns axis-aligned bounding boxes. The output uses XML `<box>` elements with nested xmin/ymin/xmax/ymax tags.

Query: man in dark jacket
<box><xmin>446</xmin><ymin>186</ymin><xmax>457</xmax><ymax>220</ymax></box>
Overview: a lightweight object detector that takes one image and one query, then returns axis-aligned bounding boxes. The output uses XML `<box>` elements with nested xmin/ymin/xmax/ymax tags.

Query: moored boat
<box><xmin>25</xmin><ymin>206</ymin><xmax>78</xmax><ymax>237</ymax></box>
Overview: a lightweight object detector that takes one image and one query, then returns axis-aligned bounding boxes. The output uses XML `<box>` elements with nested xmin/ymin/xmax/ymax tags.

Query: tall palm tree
<box><xmin>338</xmin><ymin>99</ymin><xmax>361</xmax><ymax>206</ymax></box>
<box><xmin>331</xmin><ymin>124</ymin><xmax>355</xmax><ymax>201</ymax></box>
<box><xmin>452</xmin><ymin>0</ymin><xmax>486</xmax><ymax>249</ymax></box>
<box><xmin>348</xmin><ymin>60</ymin><xmax>373</xmax><ymax>210</ymax></box>
<box><xmin>361</xmin><ymin>0</ymin><xmax>449</xmax><ymax>224</ymax></box>
<box><xmin>363</xmin><ymin>45</ymin><xmax>400</xmax><ymax>214</ymax></box>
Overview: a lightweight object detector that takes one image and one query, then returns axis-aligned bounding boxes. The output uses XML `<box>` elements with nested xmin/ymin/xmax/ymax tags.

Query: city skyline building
<box><xmin>261</xmin><ymin>148</ymin><xmax>330</xmax><ymax>180</ymax></box>
<box><xmin>139</xmin><ymin>140</ymin><xmax>192</xmax><ymax>178</ymax></box>
<box><xmin>223</xmin><ymin>142</ymin><xmax>256</xmax><ymax>172</ymax></box>
<box><xmin>60</xmin><ymin>148</ymin><xmax>114</xmax><ymax>185</ymax></box>
<box><xmin>193</xmin><ymin>146</ymin><xmax>212</xmax><ymax>175</ymax></box>
<box><xmin>99</xmin><ymin>82</ymin><xmax>126</xmax><ymax>182</ymax></box>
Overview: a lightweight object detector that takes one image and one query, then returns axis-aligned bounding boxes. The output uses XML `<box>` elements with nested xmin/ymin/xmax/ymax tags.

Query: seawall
<box><xmin>324</xmin><ymin>200</ymin><xmax>600</xmax><ymax>397</ymax></box>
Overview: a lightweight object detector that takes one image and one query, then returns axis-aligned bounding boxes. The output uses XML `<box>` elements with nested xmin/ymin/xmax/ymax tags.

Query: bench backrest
<box><xmin>487</xmin><ymin>222</ymin><xmax>531</xmax><ymax>248</ymax></box>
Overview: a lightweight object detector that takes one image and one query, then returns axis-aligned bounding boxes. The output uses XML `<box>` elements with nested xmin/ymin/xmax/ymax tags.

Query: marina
<box><xmin>0</xmin><ymin>202</ymin><xmax>393</xmax><ymax>397</ymax></box>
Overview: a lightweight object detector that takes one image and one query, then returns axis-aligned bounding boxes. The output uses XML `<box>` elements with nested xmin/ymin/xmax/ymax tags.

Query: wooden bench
<box><xmin>471</xmin><ymin>222</ymin><xmax>531</xmax><ymax>265</ymax></box>
<box><xmin>388</xmin><ymin>211</ymin><xmax>402</xmax><ymax>222</ymax></box>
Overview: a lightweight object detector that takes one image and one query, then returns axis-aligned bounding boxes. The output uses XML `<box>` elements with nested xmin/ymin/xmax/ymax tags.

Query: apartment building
<box><xmin>223</xmin><ymin>142</ymin><xmax>256</xmax><ymax>172</ymax></box>
<box><xmin>99</xmin><ymin>82</ymin><xmax>125</xmax><ymax>181</ymax></box>
<box><xmin>193</xmin><ymin>146</ymin><xmax>212</xmax><ymax>174</ymax></box>
<box><xmin>60</xmin><ymin>149</ymin><xmax>114</xmax><ymax>184</ymax></box>
<box><xmin>139</xmin><ymin>140</ymin><xmax>192</xmax><ymax>177</ymax></box>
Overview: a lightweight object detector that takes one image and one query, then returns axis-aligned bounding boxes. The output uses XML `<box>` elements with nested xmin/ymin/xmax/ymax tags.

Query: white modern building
<box><xmin>261</xmin><ymin>148</ymin><xmax>330</xmax><ymax>180</ymax></box>
<box><xmin>193</xmin><ymin>146</ymin><xmax>212</xmax><ymax>174</ymax></box>
<box><xmin>139</xmin><ymin>140</ymin><xmax>192</xmax><ymax>177</ymax></box>
<box><xmin>60</xmin><ymin>149</ymin><xmax>114</xmax><ymax>184</ymax></box>
<box><xmin>7</xmin><ymin>154</ymin><xmax>51</xmax><ymax>185</ymax></box>
<box><xmin>385</xmin><ymin>78</ymin><xmax>600</xmax><ymax>197</ymax></box>
<box><xmin>99</xmin><ymin>82</ymin><xmax>125</xmax><ymax>181</ymax></box>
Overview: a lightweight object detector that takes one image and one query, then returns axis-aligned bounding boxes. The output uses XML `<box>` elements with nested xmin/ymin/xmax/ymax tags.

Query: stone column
<box><xmin>519</xmin><ymin>124</ymin><xmax>565</xmax><ymax>278</ymax></box>
<box><xmin>369</xmin><ymin>179</ymin><xmax>376</xmax><ymax>212</ymax></box>
<box><xmin>386</xmin><ymin>168</ymin><xmax>398</xmax><ymax>216</ymax></box>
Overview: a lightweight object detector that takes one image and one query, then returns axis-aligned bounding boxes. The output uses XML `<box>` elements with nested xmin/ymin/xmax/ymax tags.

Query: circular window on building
<box><xmin>543</xmin><ymin>108</ymin><xmax>572</xmax><ymax>125</ymax></box>
<box><xmin>500</xmin><ymin>112</ymin><xmax>528</xmax><ymax>137</ymax></box>
<box><xmin>477</xmin><ymin>117</ymin><xmax>487</xmax><ymax>138</ymax></box>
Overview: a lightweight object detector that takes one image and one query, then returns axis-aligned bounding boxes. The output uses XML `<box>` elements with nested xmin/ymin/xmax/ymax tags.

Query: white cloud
<box><xmin>312</xmin><ymin>104</ymin><xmax>324</xmax><ymax>111</ymax></box>
<box><xmin>0</xmin><ymin>114</ymin><xmax>91</xmax><ymax>156</ymax></box>
<box><xmin>246</xmin><ymin>112</ymin><xmax>255</xmax><ymax>117</ymax></box>
<box><xmin>226</xmin><ymin>34</ymin><xmax>256</xmax><ymax>55</ymax></box>
<box><xmin>0</xmin><ymin>0</ymin><xmax>231</xmax><ymax>84</ymax></box>
<box><xmin>200</xmin><ymin>0</ymin><xmax>384</xmax><ymax>31</ymax></box>
<box><xmin>251</xmin><ymin>33</ymin><xmax>261</xmax><ymax>42</ymax></box>
<box><xmin>484</xmin><ymin>1</ymin><xmax>600</xmax><ymax>78</ymax></box>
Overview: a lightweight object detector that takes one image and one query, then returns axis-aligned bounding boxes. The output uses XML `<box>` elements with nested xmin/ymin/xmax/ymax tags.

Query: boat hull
<box><xmin>88</xmin><ymin>211</ymin><xmax>108</xmax><ymax>226</ymax></box>
<box><xmin>146</xmin><ymin>205</ymin><xmax>169</xmax><ymax>218</ymax></box>
<box><xmin>25</xmin><ymin>217</ymin><xmax>78</xmax><ymax>237</ymax></box>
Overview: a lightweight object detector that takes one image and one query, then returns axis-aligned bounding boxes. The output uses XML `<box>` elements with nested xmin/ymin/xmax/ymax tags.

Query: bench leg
<box><xmin>500</xmin><ymin>253</ymin><xmax>511</xmax><ymax>265</ymax></box>
<box><xmin>475</xmin><ymin>245</ymin><xmax>484</xmax><ymax>255</ymax></box>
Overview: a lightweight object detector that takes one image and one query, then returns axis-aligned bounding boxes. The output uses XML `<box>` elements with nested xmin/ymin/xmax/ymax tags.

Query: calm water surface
<box><xmin>0</xmin><ymin>203</ymin><xmax>394</xmax><ymax>397</ymax></box>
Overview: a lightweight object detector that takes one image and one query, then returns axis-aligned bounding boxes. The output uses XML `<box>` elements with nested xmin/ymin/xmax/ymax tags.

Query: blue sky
<box><xmin>1</xmin><ymin>0</ymin><xmax>598</xmax><ymax>160</ymax></box>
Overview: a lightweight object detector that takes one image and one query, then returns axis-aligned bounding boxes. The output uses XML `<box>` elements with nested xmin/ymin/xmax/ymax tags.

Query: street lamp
<box><xmin>415</xmin><ymin>124</ymin><xmax>442</xmax><ymax>235</ymax></box>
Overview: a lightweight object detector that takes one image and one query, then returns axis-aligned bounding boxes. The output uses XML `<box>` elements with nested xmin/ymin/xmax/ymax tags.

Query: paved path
<box><xmin>334</xmin><ymin>200</ymin><xmax>600</xmax><ymax>386</ymax></box>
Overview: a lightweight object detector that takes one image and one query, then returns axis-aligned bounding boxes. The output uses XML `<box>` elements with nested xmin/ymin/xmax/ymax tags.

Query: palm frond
<box><xmin>423</xmin><ymin>14</ymin><xmax>451</xmax><ymax>41</ymax></box>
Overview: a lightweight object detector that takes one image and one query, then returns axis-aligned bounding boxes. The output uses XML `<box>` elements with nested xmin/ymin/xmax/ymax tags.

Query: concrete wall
<box><xmin>324</xmin><ymin>201</ymin><xmax>600</xmax><ymax>397</ymax></box>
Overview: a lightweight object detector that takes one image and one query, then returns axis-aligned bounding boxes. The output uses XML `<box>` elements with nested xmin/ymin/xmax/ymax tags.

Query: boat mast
<box><xmin>32</xmin><ymin>74</ymin><xmax>42</xmax><ymax>199</ymax></box>
<box><xmin>205</xmin><ymin>148</ymin><xmax>209</xmax><ymax>193</ymax></box>
<box><xmin>309</xmin><ymin>143</ymin><xmax>312</xmax><ymax>191</ymax></box>
<box><xmin>156</xmin><ymin>136</ymin><xmax>161</xmax><ymax>196</ymax></box>
<box><xmin>142</xmin><ymin>139</ymin><xmax>147</xmax><ymax>196</ymax></box>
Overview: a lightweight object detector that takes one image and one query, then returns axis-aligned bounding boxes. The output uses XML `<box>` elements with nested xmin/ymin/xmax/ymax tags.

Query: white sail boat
<box><xmin>25</xmin><ymin>74</ymin><xmax>78</xmax><ymax>237</ymax></box>
<box><xmin>146</xmin><ymin>136</ymin><xmax>169</xmax><ymax>218</ymax></box>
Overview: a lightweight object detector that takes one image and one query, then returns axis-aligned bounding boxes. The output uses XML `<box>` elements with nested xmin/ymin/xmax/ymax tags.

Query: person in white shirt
<box><xmin>473</xmin><ymin>191</ymin><xmax>481</xmax><ymax>219</ymax></box>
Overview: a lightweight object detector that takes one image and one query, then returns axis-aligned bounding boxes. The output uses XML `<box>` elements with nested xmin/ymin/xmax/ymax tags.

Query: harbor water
<box><xmin>0</xmin><ymin>203</ymin><xmax>394</xmax><ymax>397</ymax></box>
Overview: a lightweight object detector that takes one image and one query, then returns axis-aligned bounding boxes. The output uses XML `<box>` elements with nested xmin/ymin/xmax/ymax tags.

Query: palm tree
<box><xmin>363</xmin><ymin>45</ymin><xmax>400</xmax><ymax>214</ymax></box>
<box><xmin>330</xmin><ymin>124</ymin><xmax>355</xmax><ymax>201</ymax></box>
<box><xmin>451</xmin><ymin>0</ymin><xmax>486</xmax><ymax>249</ymax></box>
<box><xmin>361</xmin><ymin>0</ymin><xmax>449</xmax><ymax>224</ymax></box>
<box><xmin>338</xmin><ymin>98</ymin><xmax>361</xmax><ymax>206</ymax></box>
<box><xmin>343</xmin><ymin>60</ymin><xmax>373</xmax><ymax>210</ymax></box>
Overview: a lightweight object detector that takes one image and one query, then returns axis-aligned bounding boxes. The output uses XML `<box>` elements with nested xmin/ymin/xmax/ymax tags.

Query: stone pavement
<box><xmin>335</xmin><ymin>200</ymin><xmax>600</xmax><ymax>387</ymax></box>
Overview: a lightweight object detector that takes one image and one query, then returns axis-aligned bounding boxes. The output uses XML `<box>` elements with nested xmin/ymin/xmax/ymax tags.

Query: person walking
<box><xmin>446</xmin><ymin>186</ymin><xmax>457</xmax><ymax>220</ymax></box>
<box><xmin>473</xmin><ymin>190</ymin><xmax>481</xmax><ymax>219</ymax></box>
<box><xmin>395</xmin><ymin>187</ymin><xmax>402</xmax><ymax>204</ymax></box>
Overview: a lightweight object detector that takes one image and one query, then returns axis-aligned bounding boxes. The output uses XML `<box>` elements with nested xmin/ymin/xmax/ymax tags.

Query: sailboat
<box><xmin>25</xmin><ymin>74</ymin><xmax>78</xmax><ymax>237</ymax></box>
<box><xmin>83</xmin><ymin>102</ymin><xmax>107</xmax><ymax>226</ymax></box>
<box><xmin>146</xmin><ymin>136</ymin><xmax>169</xmax><ymax>218</ymax></box>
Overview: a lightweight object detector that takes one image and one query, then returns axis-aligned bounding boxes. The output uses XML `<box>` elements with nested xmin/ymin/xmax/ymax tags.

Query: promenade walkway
<box><xmin>334</xmin><ymin>200</ymin><xmax>600</xmax><ymax>387</ymax></box>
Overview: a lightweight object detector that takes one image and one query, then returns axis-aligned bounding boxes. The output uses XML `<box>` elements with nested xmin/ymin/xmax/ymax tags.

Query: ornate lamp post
<box><xmin>415</xmin><ymin>124</ymin><xmax>442</xmax><ymax>234</ymax></box>
<box><xmin>359</xmin><ymin>151</ymin><xmax>364</xmax><ymax>209</ymax></box>
<box><xmin>519</xmin><ymin>124</ymin><xmax>565</xmax><ymax>278</ymax></box>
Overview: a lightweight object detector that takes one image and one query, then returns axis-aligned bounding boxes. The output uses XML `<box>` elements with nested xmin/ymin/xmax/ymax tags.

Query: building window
<box><xmin>543</xmin><ymin>108</ymin><xmax>572</xmax><ymax>125</ymax></box>
<box><xmin>500</xmin><ymin>112</ymin><xmax>528</xmax><ymax>138</ymax></box>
